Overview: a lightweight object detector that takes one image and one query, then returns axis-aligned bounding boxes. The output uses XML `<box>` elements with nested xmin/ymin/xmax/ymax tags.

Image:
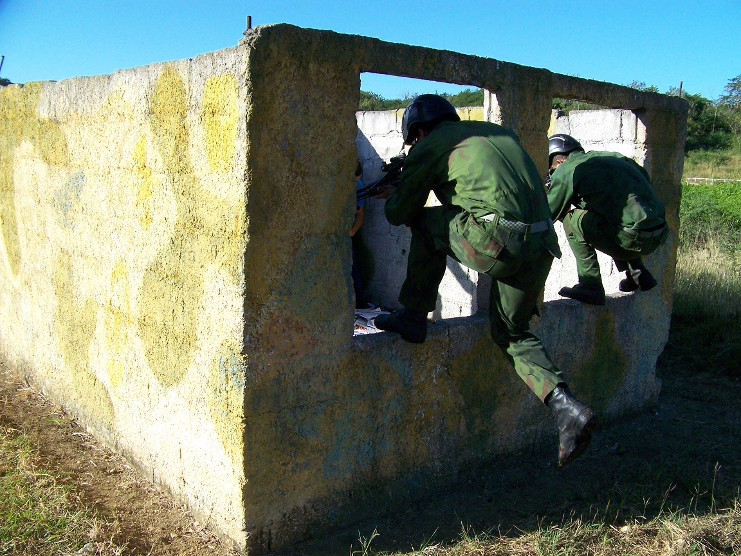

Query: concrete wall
<box><xmin>0</xmin><ymin>49</ymin><xmax>249</xmax><ymax>544</ymax></box>
<box><xmin>0</xmin><ymin>23</ymin><xmax>687</xmax><ymax>553</ymax></box>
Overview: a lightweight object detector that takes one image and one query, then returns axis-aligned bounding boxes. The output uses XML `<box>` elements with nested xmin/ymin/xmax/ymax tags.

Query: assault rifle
<box><xmin>356</xmin><ymin>153</ymin><xmax>406</xmax><ymax>201</ymax></box>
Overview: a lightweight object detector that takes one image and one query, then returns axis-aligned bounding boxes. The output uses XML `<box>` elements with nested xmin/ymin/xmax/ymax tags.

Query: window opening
<box><xmin>353</xmin><ymin>74</ymin><xmax>488</xmax><ymax>337</ymax></box>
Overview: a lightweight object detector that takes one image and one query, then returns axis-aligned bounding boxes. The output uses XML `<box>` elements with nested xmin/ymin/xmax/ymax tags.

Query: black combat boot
<box><xmin>545</xmin><ymin>385</ymin><xmax>598</xmax><ymax>467</ymax></box>
<box><xmin>374</xmin><ymin>308</ymin><xmax>427</xmax><ymax>344</ymax></box>
<box><xmin>558</xmin><ymin>283</ymin><xmax>606</xmax><ymax>305</ymax></box>
<box><xmin>619</xmin><ymin>268</ymin><xmax>657</xmax><ymax>292</ymax></box>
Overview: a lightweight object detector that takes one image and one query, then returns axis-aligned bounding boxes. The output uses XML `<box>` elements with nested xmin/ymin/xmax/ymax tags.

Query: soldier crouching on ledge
<box><xmin>546</xmin><ymin>134</ymin><xmax>668</xmax><ymax>306</ymax></box>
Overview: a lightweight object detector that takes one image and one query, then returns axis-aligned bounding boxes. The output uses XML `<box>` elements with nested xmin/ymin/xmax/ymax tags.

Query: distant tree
<box><xmin>443</xmin><ymin>88</ymin><xmax>484</xmax><ymax>107</ymax></box>
<box><xmin>684</xmin><ymin>92</ymin><xmax>732</xmax><ymax>151</ymax></box>
<box><xmin>626</xmin><ymin>80</ymin><xmax>660</xmax><ymax>93</ymax></box>
<box><xmin>359</xmin><ymin>91</ymin><xmax>405</xmax><ymax>111</ymax></box>
<box><xmin>0</xmin><ymin>77</ymin><xmax>10</xmax><ymax>86</ymax></box>
<box><xmin>718</xmin><ymin>74</ymin><xmax>741</xmax><ymax>149</ymax></box>
<box><xmin>551</xmin><ymin>98</ymin><xmax>604</xmax><ymax>113</ymax></box>
<box><xmin>359</xmin><ymin>88</ymin><xmax>485</xmax><ymax>111</ymax></box>
<box><xmin>719</xmin><ymin>74</ymin><xmax>741</xmax><ymax>109</ymax></box>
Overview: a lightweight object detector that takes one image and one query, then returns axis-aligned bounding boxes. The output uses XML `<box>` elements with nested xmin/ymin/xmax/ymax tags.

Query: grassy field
<box><xmin>683</xmin><ymin>149</ymin><xmax>741</xmax><ymax>181</ymax></box>
<box><xmin>1</xmin><ymin>180</ymin><xmax>740</xmax><ymax>555</ymax></box>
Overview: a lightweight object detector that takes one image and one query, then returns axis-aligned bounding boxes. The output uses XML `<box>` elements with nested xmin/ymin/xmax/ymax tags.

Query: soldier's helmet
<box><xmin>548</xmin><ymin>134</ymin><xmax>584</xmax><ymax>165</ymax></box>
<box><xmin>402</xmin><ymin>94</ymin><xmax>460</xmax><ymax>145</ymax></box>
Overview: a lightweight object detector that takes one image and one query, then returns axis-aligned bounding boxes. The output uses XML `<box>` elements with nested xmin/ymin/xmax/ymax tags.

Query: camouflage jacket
<box><xmin>384</xmin><ymin>120</ymin><xmax>559</xmax><ymax>273</ymax></box>
<box><xmin>385</xmin><ymin>120</ymin><xmax>554</xmax><ymax>227</ymax></box>
<box><xmin>548</xmin><ymin>150</ymin><xmax>666</xmax><ymax>231</ymax></box>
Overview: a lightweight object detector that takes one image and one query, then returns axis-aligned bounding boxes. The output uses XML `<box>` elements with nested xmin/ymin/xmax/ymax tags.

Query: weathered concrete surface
<box><xmin>0</xmin><ymin>23</ymin><xmax>687</xmax><ymax>553</ymax></box>
<box><xmin>0</xmin><ymin>49</ymin><xmax>250</xmax><ymax>545</ymax></box>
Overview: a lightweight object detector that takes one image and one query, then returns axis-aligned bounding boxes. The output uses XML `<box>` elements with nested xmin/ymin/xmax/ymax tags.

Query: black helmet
<box><xmin>548</xmin><ymin>134</ymin><xmax>583</xmax><ymax>164</ymax></box>
<box><xmin>402</xmin><ymin>94</ymin><xmax>460</xmax><ymax>145</ymax></box>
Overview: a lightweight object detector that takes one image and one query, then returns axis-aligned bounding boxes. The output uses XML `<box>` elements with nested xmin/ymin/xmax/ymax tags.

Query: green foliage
<box><xmin>627</xmin><ymin>80</ymin><xmax>660</xmax><ymax>94</ymax></box>
<box><xmin>684</xmin><ymin>92</ymin><xmax>733</xmax><ymax>151</ymax></box>
<box><xmin>679</xmin><ymin>181</ymin><xmax>741</xmax><ymax>253</ymax></box>
<box><xmin>359</xmin><ymin>90</ymin><xmax>409</xmax><ymax>111</ymax></box>
<box><xmin>0</xmin><ymin>77</ymin><xmax>11</xmax><ymax>87</ymax></box>
<box><xmin>358</xmin><ymin>88</ymin><xmax>484</xmax><ymax>111</ymax></box>
<box><xmin>720</xmin><ymin>74</ymin><xmax>741</xmax><ymax>109</ymax></box>
<box><xmin>551</xmin><ymin>98</ymin><xmax>605</xmax><ymax>113</ymax></box>
<box><xmin>719</xmin><ymin>74</ymin><xmax>741</xmax><ymax>149</ymax></box>
<box><xmin>443</xmin><ymin>88</ymin><xmax>484</xmax><ymax>108</ymax></box>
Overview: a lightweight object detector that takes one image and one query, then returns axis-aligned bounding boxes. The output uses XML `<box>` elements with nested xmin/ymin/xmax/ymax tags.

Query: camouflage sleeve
<box><xmin>546</xmin><ymin>169</ymin><xmax>574</xmax><ymax>222</ymax></box>
<box><xmin>383</xmin><ymin>148</ymin><xmax>434</xmax><ymax>226</ymax></box>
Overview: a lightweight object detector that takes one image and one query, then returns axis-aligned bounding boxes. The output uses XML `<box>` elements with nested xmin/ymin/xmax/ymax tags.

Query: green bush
<box><xmin>679</xmin><ymin>181</ymin><xmax>741</xmax><ymax>252</ymax></box>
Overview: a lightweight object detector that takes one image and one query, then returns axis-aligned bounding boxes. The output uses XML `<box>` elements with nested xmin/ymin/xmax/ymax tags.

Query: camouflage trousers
<box><xmin>563</xmin><ymin>209</ymin><xmax>667</xmax><ymax>286</ymax></box>
<box><xmin>398</xmin><ymin>206</ymin><xmax>564</xmax><ymax>402</ymax></box>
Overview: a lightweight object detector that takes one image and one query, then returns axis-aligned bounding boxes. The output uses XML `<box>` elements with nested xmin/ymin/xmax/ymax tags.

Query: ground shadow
<box><xmin>275</xmin><ymin>337</ymin><xmax>741</xmax><ymax>555</ymax></box>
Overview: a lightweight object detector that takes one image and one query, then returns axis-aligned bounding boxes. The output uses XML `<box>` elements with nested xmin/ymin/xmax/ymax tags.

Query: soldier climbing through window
<box><xmin>372</xmin><ymin>95</ymin><xmax>597</xmax><ymax>467</ymax></box>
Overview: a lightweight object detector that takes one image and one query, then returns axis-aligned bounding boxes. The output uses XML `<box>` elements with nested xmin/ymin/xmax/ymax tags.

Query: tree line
<box><xmin>359</xmin><ymin>75</ymin><xmax>741</xmax><ymax>154</ymax></box>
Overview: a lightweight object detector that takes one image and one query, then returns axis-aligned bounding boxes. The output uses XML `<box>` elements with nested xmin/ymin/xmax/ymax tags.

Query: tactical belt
<box><xmin>480</xmin><ymin>213</ymin><xmax>552</xmax><ymax>234</ymax></box>
<box><xmin>628</xmin><ymin>223</ymin><xmax>667</xmax><ymax>238</ymax></box>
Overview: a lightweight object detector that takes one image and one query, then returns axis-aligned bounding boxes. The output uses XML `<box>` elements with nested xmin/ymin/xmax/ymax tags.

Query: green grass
<box><xmin>679</xmin><ymin>181</ymin><xmax>741</xmax><ymax>254</ymax></box>
<box><xmin>0</xmin><ymin>426</ymin><xmax>123</xmax><ymax>555</ymax></box>
<box><xmin>674</xmin><ymin>181</ymin><xmax>741</xmax><ymax>377</ymax></box>
<box><xmin>683</xmin><ymin>149</ymin><xmax>741</xmax><ymax>180</ymax></box>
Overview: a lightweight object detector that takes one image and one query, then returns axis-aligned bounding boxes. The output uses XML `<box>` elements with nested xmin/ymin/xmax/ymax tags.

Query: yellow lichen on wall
<box><xmin>0</xmin><ymin>82</ymin><xmax>68</xmax><ymax>277</ymax></box>
<box><xmin>133</xmin><ymin>135</ymin><xmax>155</xmax><ymax>229</ymax></box>
<box><xmin>105</xmin><ymin>260</ymin><xmax>133</xmax><ymax>388</ymax></box>
<box><xmin>138</xmin><ymin>65</ymin><xmax>244</xmax><ymax>387</ymax></box>
<box><xmin>457</xmin><ymin>107</ymin><xmax>485</xmax><ymax>121</ymax></box>
<box><xmin>576</xmin><ymin>311</ymin><xmax>628</xmax><ymax>412</ymax></box>
<box><xmin>54</xmin><ymin>250</ymin><xmax>115</xmax><ymax>425</ymax></box>
<box><xmin>208</xmin><ymin>340</ymin><xmax>246</xmax><ymax>467</ymax></box>
<box><xmin>449</xmin><ymin>334</ymin><xmax>523</xmax><ymax>446</ymax></box>
<box><xmin>201</xmin><ymin>74</ymin><xmax>238</xmax><ymax>173</ymax></box>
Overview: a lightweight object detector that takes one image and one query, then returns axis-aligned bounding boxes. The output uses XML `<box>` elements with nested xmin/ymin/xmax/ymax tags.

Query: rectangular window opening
<box><xmin>352</xmin><ymin>74</ymin><xmax>490</xmax><ymax>337</ymax></box>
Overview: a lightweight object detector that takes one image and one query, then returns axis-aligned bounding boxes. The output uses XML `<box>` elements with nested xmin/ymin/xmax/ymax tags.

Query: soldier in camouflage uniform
<box><xmin>547</xmin><ymin>134</ymin><xmax>668</xmax><ymax>305</ymax></box>
<box><xmin>374</xmin><ymin>95</ymin><xmax>597</xmax><ymax>467</ymax></box>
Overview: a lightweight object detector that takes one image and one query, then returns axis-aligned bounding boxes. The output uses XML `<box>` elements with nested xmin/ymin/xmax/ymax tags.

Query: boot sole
<box><xmin>558</xmin><ymin>413</ymin><xmax>598</xmax><ymax>467</ymax></box>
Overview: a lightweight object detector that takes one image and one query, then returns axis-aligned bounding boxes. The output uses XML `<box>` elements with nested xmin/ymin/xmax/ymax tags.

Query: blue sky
<box><xmin>1</xmin><ymin>0</ymin><xmax>739</xmax><ymax>101</ymax></box>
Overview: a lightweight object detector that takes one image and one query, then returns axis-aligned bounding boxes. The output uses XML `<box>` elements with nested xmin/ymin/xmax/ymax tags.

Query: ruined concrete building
<box><xmin>0</xmin><ymin>24</ymin><xmax>687</xmax><ymax>553</ymax></box>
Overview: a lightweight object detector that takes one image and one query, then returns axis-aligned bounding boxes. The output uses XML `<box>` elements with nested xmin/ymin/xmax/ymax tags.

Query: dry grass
<box><xmin>673</xmin><ymin>240</ymin><xmax>741</xmax><ymax>319</ymax></box>
<box><xmin>0</xmin><ymin>426</ymin><xmax>125</xmax><ymax>555</ymax></box>
<box><xmin>683</xmin><ymin>150</ymin><xmax>741</xmax><ymax>181</ymax></box>
<box><xmin>369</xmin><ymin>505</ymin><xmax>741</xmax><ymax>555</ymax></box>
